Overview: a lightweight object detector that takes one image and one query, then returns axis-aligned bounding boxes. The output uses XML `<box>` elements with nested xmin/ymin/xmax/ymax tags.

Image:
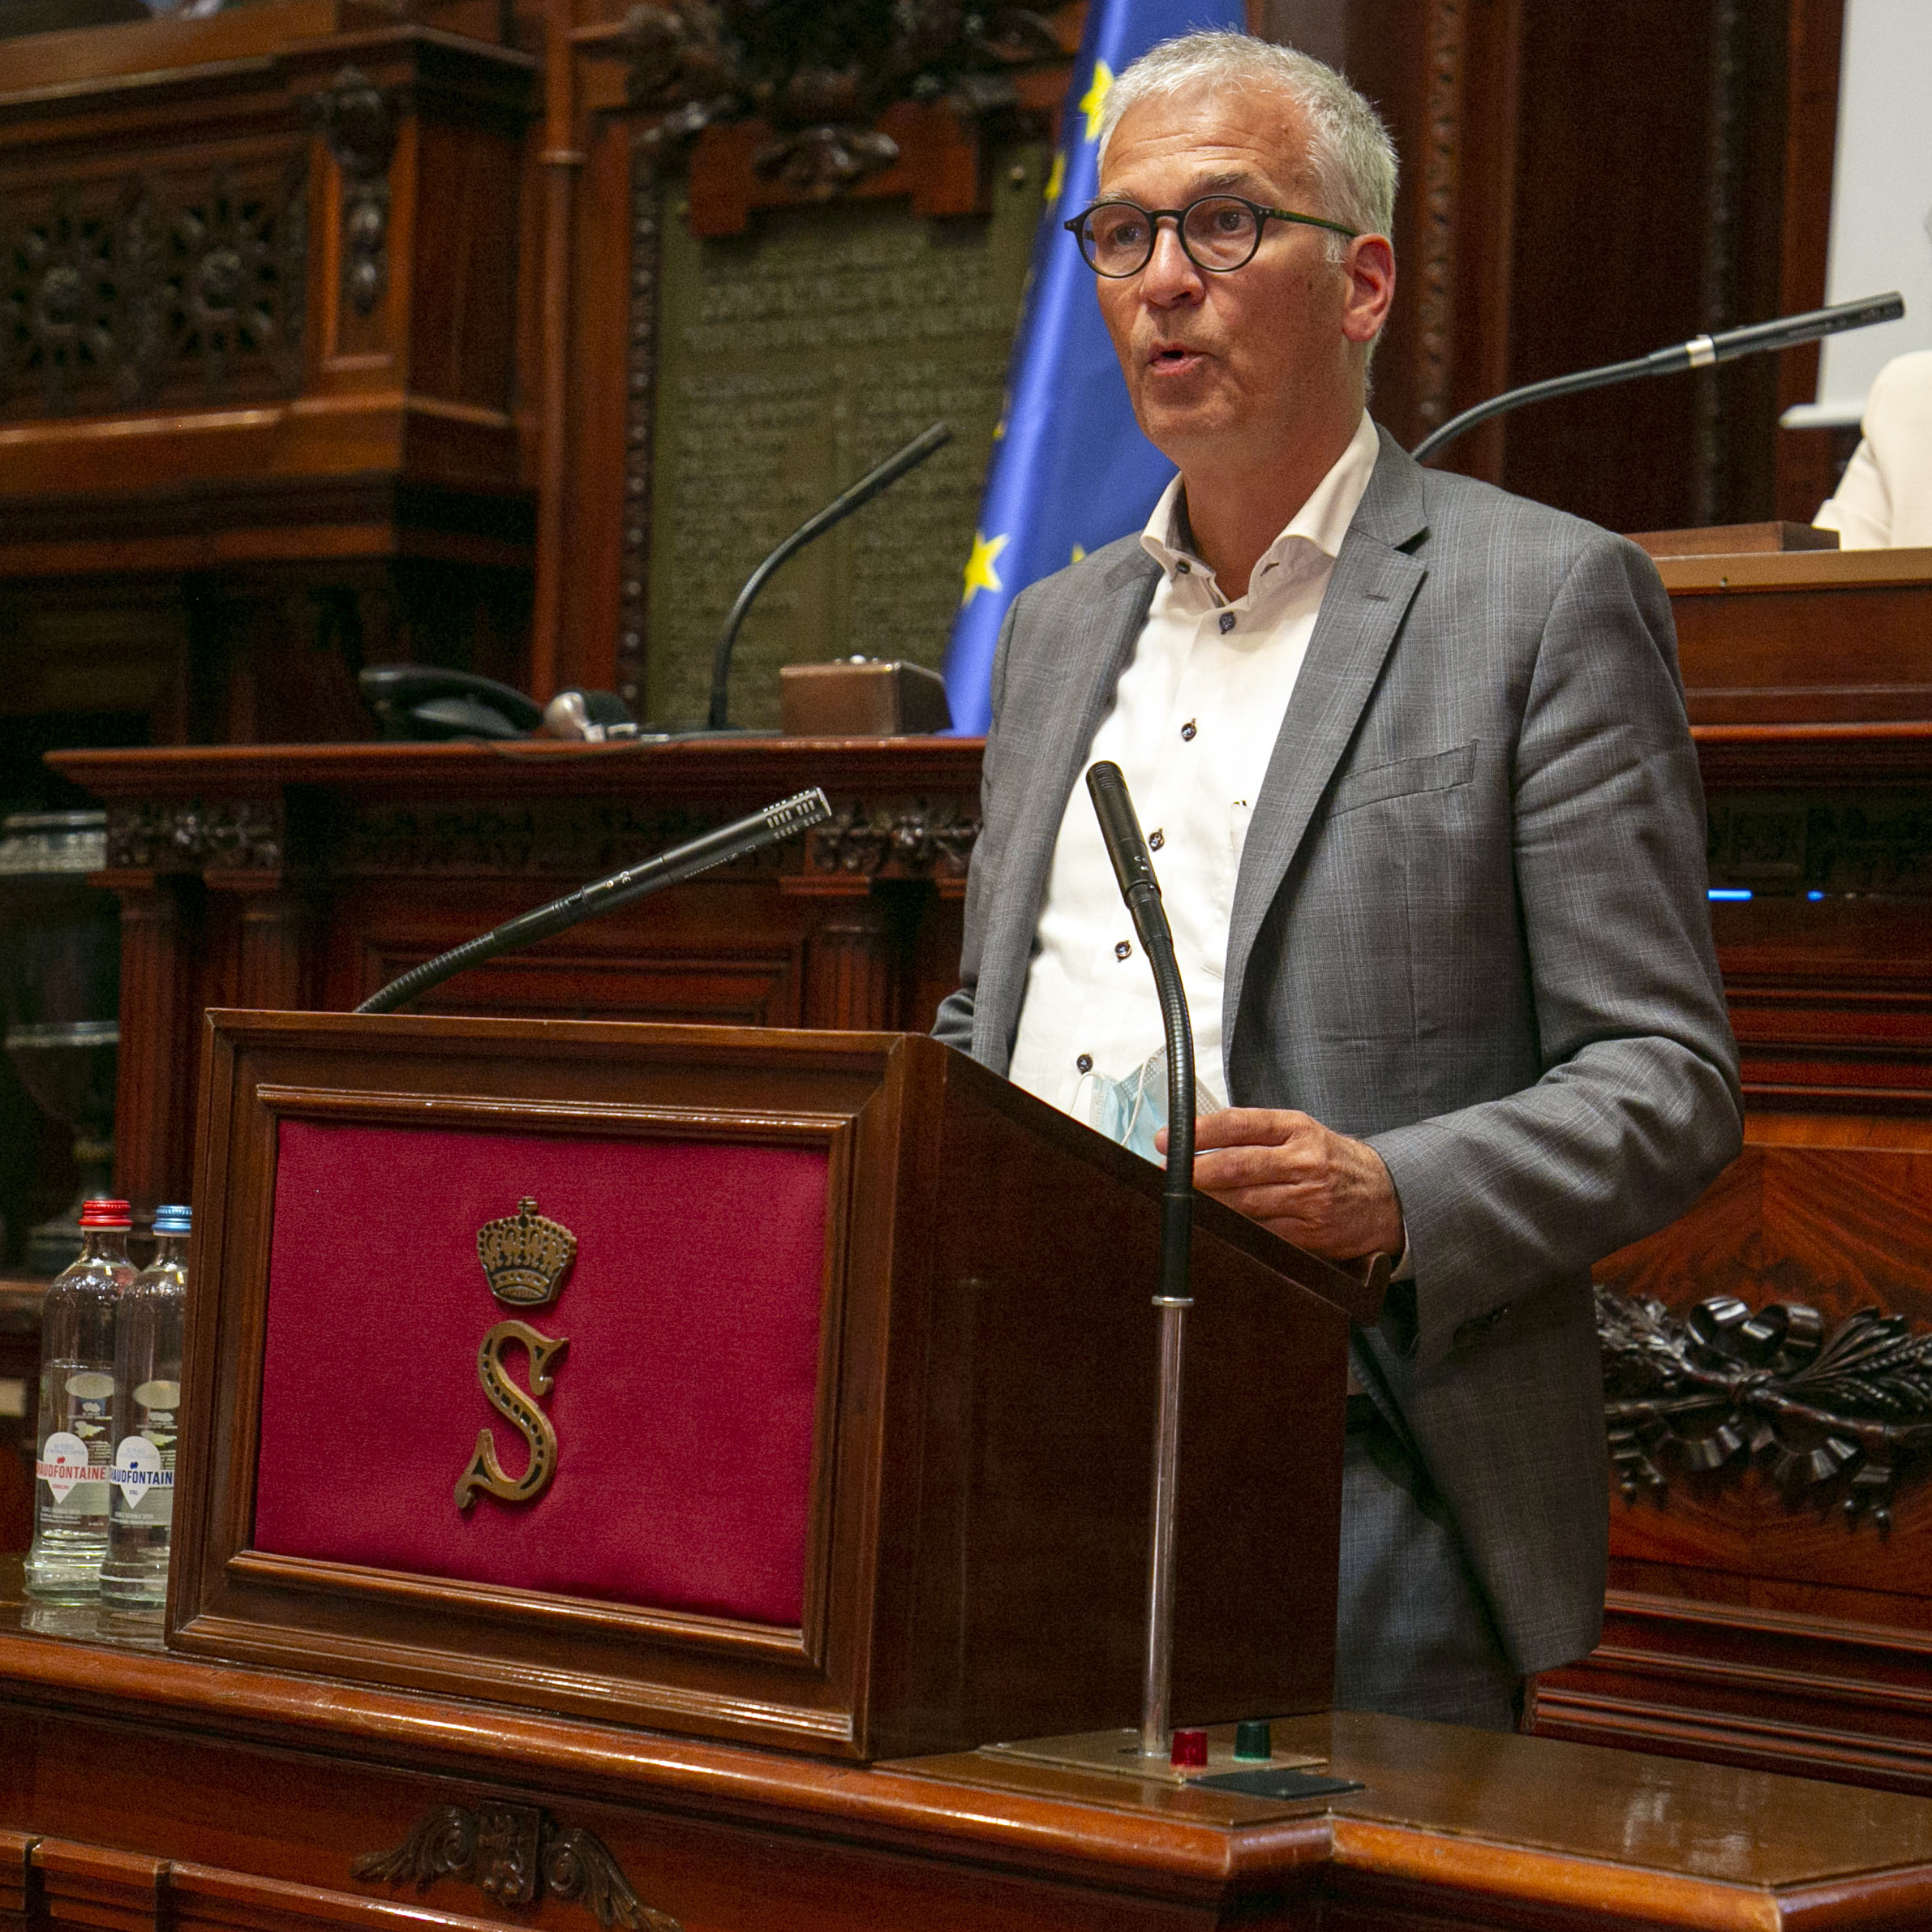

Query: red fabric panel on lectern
<box><xmin>254</xmin><ymin>1120</ymin><xmax>827</xmax><ymax>1625</ymax></box>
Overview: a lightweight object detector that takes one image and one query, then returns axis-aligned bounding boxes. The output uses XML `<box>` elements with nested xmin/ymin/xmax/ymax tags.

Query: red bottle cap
<box><xmin>1170</xmin><ymin>1728</ymin><xmax>1209</xmax><ymax>1769</ymax></box>
<box><xmin>79</xmin><ymin>1199</ymin><xmax>132</xmax><ymax>1229</ymax></box>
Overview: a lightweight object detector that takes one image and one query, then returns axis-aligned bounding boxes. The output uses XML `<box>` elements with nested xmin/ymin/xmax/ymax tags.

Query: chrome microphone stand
<box><xmin>1085</xmin><ymin>761</ymin><xmax>1196</xmax><ymax>1760</ymax></box>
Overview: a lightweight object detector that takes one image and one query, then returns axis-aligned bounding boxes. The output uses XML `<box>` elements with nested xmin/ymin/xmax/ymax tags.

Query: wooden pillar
<box><xmin>222</xmin><ymin>881</ymin><xmax>324</xmax><ymax>1015</ymax></box>
<box><xmin>107</xmin><ymin>875</ymin><xmax>202</xmax><ymax>1213</ymax></box>
<box><xmin>800</xmin><ymin>886</ymin><xmax>899</xmax><ymax>1033</ymax></box>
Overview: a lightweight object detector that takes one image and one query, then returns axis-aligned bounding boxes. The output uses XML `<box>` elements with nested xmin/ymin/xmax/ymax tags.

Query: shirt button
<box><xmin>1180</xmin><ymin>720</ymin><xmax>1196</xmax><ymax>741</ymax></box>
<box><xmin>1115</xmin><ymin>940</ymin><xmax>1131</xmax><ymax>960</ymax></box>
<box><xmin>1075</xmin><ymin>1053</ymin><xmax>1093</xmax><ymax>1075</ymax></box>
<box><xmin>1148</xmin><ymin>828</ymin><xmax>1165</xmax><ymax>850</ymax></box>
<box><xmin>1218</xmin><ymin>612</ymin><xmax>1236</xmax><ymax>634</ymax></box>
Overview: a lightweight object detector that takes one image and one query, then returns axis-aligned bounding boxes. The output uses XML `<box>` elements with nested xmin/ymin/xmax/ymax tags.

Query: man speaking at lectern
<box><xmin>934</xmin><ymin>32</ymin><xmax>1742</xmax><ymax>1730</ymax></box>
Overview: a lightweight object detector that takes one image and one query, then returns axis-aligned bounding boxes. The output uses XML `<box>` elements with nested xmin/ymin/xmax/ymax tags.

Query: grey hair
<box><xmin>1097</xmin><ymin>31</ymin><xmax>1397</xmax><ymax>261</ymax></box>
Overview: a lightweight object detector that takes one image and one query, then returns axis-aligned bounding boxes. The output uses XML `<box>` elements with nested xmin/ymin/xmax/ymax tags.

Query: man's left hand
<box><xmin>1157</xmin><ymin>1108</ymin><xmax>1403</xmax><ymax>1261</ymax></box>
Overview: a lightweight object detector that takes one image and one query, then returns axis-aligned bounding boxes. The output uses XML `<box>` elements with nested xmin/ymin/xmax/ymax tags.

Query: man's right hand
<box><xmin>1157</xmin><ymin>1106</ymin><xmax>1403</xmax><ymax>1261</ymax></box>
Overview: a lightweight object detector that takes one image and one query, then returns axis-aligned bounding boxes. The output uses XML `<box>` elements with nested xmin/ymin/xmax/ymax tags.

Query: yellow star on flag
<box><xmin>1071</xmin><ymin>543</ymin><xmax>1087</xmax><ymax>564</ymax></box>
<box><xmin>1044</xmin><ymin>149</ymin><xmax>1066</xmax><ymax>207</ymax></box>
<box><xmin>1079</xmin><ymin>59</ymin><xmax>1114</xmax><ymax>144</ymax></box>
<box><xmin>961</xmin><ymin>530</ymin><xmax>1009</xmax><ymax>608</ymax></box>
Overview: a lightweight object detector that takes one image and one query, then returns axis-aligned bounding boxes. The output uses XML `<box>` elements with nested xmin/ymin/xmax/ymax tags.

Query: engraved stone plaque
<box><xmin>646</xmin><ymin>155</ymin><xmax>1045</xmax><ymax>728</ymax></box>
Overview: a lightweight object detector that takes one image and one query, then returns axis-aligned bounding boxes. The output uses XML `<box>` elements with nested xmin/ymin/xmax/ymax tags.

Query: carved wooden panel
<box><xmin>1599</xmin><ymin>1127</ymin><xmax>1932</xmax><ymax>1561</ymax></box>
<box><xmin>0</xmin><ymin>157</ymin><xmax>307</xmax><ymax>419</ymax></box>
<box><xmin>1542</xmin><ymin>1114</ymin><xmax>1932</xmax><ymax>1793</ymax></box>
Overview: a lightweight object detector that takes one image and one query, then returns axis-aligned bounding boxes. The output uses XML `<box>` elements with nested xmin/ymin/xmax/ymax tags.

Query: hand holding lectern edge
<box><xmin>166</xmin><ymin>1007</ymin><xmax>1381</xmax><ymax>1765</ymax></box>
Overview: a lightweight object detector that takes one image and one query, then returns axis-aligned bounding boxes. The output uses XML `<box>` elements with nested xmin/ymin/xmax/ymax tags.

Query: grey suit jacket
<box><xmin>933</xmin><ymin>428</ymin><xmax>1743</xmax><ymax>1674</ymax></box>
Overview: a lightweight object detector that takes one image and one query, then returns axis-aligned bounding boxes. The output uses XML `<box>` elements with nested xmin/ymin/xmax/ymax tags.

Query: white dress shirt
<box><xmin>1814</xmin><ymin>350</ymin><xmax>1932</xmax><ymax>550</ymax></box>
<box><xmin>1008</xmin><ymin>410</ymin><xmax>1381</xmax><ymax>1115</ymax></box>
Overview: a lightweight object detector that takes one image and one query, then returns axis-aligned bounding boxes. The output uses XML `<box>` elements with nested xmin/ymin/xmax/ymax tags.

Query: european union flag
<box><xmin>943</xmin><ymin>0</ymin><xmax>1246</xmax><ymax>734</ymax></box>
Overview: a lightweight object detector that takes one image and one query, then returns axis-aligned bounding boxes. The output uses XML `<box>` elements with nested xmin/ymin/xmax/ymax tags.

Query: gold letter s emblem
<box><xmin>454</xmin><ymin>1320</ymin><xmax>569</xmax><ymax>1511</ymax></box>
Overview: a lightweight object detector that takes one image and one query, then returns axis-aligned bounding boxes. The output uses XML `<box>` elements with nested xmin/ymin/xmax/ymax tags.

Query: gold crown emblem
<box><xmin>476</xmin><ymin>1196</ymin><xmax>577</xmax><ymax>1307</ymax></box>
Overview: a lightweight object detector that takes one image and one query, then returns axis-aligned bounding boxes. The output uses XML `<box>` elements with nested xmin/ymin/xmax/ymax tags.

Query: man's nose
<box><xmin>1140</xmin><ymin>218</ymin><xmax>1204</xmax><ymax>303</ymax></box>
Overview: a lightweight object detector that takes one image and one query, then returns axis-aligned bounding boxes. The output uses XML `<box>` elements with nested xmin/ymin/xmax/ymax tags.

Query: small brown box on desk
<box><xmin>780</xmin><ymin>658</ymin><xmax>951</xmax><ymax>736</ymax></box>
<box><xmin>169</xmin><ymin>1011</ymin><xmax>1376</xmax><ymax>1762</ymax></box>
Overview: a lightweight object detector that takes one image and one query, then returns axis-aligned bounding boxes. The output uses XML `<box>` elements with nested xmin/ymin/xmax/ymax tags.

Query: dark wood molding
<box><xmin>1695</xmin><ymin>721</ymin><xmax>1932</xmax><ymax>789</ymax></box>
<box><xmin>1535</xmin><ymin>1589</ymin><xmax>1932</xmax><ymax>1796</ymax></box>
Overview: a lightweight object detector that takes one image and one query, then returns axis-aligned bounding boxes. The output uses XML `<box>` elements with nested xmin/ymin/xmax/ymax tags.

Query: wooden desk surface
<box><xmin>1655</xmin><ymin>545</ymin><xmax>1932</xmax><ymax>595</ymax></box>
<box><xmin>6</xmin><ymin>1561</ymin><xmax>1932</xmax><ymax>1930</ymax></box>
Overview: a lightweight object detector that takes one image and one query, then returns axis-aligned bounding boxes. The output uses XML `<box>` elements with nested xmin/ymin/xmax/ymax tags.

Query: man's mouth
<box><xmin>1148</xmin><ymin>343</ymin><xmax>1204</xmax><ymax>372</ymax></box>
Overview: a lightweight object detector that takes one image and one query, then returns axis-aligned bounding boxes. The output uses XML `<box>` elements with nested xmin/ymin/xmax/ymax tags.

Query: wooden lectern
<box><xmin>170</xmin><ymin>1010</ymin><xmax>1379</xmax><ymax>1762</ymax></box>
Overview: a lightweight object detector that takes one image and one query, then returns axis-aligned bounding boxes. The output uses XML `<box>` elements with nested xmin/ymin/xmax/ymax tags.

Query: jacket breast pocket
<box><xmin>1329</xmin><ymin>740</ymin><xmax>1477</xmax><ymax>817</ymax></box>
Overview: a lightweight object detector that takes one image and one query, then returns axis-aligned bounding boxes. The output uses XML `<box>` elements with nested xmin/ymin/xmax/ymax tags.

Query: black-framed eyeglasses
<box><xmin>1063</xmin><ymin>194</ymin><xmax>1359</xmax><ymax>277</ymax></box>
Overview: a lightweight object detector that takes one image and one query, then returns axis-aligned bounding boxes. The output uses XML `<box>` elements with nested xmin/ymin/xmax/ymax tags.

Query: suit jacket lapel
<box><xmin>1221</xmin><ymin>431</ymin><xmax>1431</xmax><ymax>1054</ymax></box>
<box><xmin>973</xmin><ymin>549</ymin><xmax>1161</xmax><ymax>1070</ymax></box>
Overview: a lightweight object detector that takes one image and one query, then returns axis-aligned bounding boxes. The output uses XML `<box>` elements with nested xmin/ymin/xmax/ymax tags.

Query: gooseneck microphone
<box><xmin>1086</xmin><ymin>759</ymin><xmax>1196</xmax><ymax>1760</ymax></box>
<box><xmin>357</xmin><ymin>789</ymin><xmax>832</xmax><ymax>1015</ymax></box>
<box><xmin>1410</xmin><ymin>291</ymin><xmax>1905</xmax><ymax>465</ymax></box>
<box><xmin>1087</xmin><ymin>762</ymin><xmax>1196</xmax><ymax>1305</ymax></box>
<box><xmin>706</xmin><ymin>422</ymin><xmax>952</xmax><ymax>731</ymax></box>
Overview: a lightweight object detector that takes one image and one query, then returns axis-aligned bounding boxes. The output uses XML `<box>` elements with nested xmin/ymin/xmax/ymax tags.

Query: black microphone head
<box><xmin>1086</xmin><ymin>762</ymin><xmax>1160</xmax><ymax>902</ymax></box>
<box><xmin>766</xmin><ymin>788</ymin><xmax>833</xmax><ymax>840</ymax></box>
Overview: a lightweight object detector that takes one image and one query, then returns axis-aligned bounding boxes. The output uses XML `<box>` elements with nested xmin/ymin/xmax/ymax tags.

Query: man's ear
<box><xmin>1342</xmin><ymin>234</ymin><xmax>1396</xmax><ymax>346</ymax></box>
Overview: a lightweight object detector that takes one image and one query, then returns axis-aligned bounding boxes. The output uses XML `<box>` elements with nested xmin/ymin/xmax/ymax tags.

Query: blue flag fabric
<box><xmin>942</xmin><ymin>0</ymin><xmax>1247</xmax><ymax>735</ymax></box>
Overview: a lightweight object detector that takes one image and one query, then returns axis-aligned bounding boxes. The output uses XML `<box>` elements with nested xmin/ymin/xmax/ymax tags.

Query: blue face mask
<box><xmin>1075</xmin><ymin>1045</ymin><xmax>1223</xmax><ymax>1166</ymax></box>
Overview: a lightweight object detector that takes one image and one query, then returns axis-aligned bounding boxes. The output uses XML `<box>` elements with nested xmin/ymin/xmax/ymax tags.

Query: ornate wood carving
<box><xmin>604</xmin><ymin>0</ymin><xmax>1059</xmax><ymax>196</ymax></box>
<box><xmin>311</xmin><ymin>66</ymin><xmax>399</xmax><ymax>317</ymax></box>
<box><xmin>1599</xmin><ymin>1284</ymin><xmax>1932</xmax><ymax>1530</ymax></box>
<box><xmin>805</xmin><ymin>797</ymin><xmax>978</xmax><ymax>882</ymax></box>
<box><xmin>0</xmin><ymin>161</ymin><xmax>307</xmax><ymax>418</ymax></box>
<box><xmin>105</xmin><ymin>801</ymin><xmax>283</xmax><ymax>874</ymax></box>
<box><xmin>354</xmin><ymin>1802</ymin><xmax>676</xmax><ymax>1929</ymax></box>
<box><xmin>101</xmin><ymin>796</ymin><xmax>981</xmax><ymax>881</ymax></box>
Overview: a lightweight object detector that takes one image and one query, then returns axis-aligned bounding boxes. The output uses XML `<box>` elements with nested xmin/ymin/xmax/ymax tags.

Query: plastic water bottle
<box><xmin>25</xmin><ymin>1198</ymin><xmax>136</xmax><ymax>1601</ymax></box>
<box><xmin>101</xmin><ymin>1204</ymin><xmax>190</xmax><ymax>1610</ymax></box>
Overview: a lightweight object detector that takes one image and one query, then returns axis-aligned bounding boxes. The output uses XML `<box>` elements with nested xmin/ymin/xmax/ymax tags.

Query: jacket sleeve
<box><xmin>1367</xmin><ymin>533</ymin><xmax>1743</xmax><ymax>1365</ymax></box>
<box><xmin>931</xmin><ymin>595</ymin><xmax>1023</xmax><ymax>1055</ymax></box>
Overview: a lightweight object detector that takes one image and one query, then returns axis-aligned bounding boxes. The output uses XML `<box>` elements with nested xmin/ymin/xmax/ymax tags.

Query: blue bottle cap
<box><xmin>152</xmin><ymin>1204</ymin><xmax>192</xmax><ymax>1234</ymax></box>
